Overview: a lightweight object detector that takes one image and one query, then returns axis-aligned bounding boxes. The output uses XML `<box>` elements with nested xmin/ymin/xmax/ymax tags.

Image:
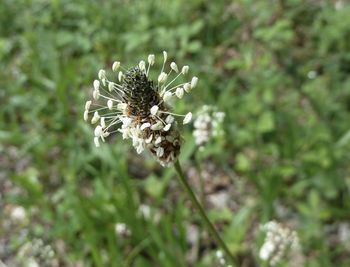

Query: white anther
<box><xmin>108</xmin><ymin>82</ymin><xmax>114</xmax><ymax>92</ymax></box>
<box><xmin>170</xmin><ymin>62</ymin><xmax>178</xmax><ymax>73</ymax></box>
<box><xmin>94</xmin><ymin>125</ymin><xmax>103</xmax><ymax>137</ymax></box>
<box><xmin>93</xmin><ymin>80</ymin><xmax>100</xmax><ymax>91</ymax></box>
<box><xmin>93</xmin><ymin>89</ymin><xmax>100</xmax><ymax>100</ymax></box>
<box><xmin>175</xmin><ymin>87</ymin><xmax>184</xmax><ymax>98</ymax></box>
<box><xmin>150</xmin><ymin>105</ymin><xmax>159</xmax><ymax>115</ymax></box>
<box><xmin>85</xmin><ymin>100</ymin><xmax>92</xmax><ymax>110</ymax></box>
<box><xmin>140</xmin><ymin>122</ymin><xmax>151</xmax><ymax>130</ymax></box>
<box><xmin>83</xmin><ymin>110</ymin><xmax>89</xmax><ymax>121</ymax></box>
<box><xmin>156</xmin><ymin>147</ymin><xmax>164</xmax><ymax>157</ymax></box>
<box><xmin>148</xmin><ymin>54</ymin><xmax>155</xmax><ymax>65</ymax></box>
<box><xmin>118</xmin><ymin>71</ymin><xmax>123</xmax><ymax>82</ymax></box>
<box><xmin>91</xmin><ymin>111</ymin><xmax>100</xmax><ymax>124</ymax></box>
<box><xmin>155</xmin><ymin>136</ymin><xmax>162</xmax><ymax>145</ymax></box>
<box><xmin>183</xmin><ymin>112</ymin><xmax>192</xmax><ymax>124</ymax></box>
<box><xmin>165</xmin><ymin>115</ymin><xmax>175</xmax><ymax>124</ymax></box>
<box><xmin>158</xmin><ymin>72</ymin><xmax>168</xmax><ymax>83</ymax></box>
<box><xmin>98</xmin><ymin>69</ymin><xmax>106</xmax><ymax>80</ymax></box>
<box><xmin>112</xmin><ymin>61</ymin><xmax>120</xmax><ymax>72</ymax></box>
<box><xmin>100</xmin><ymin>117</ymin><xmax>106</xmax><ymax>128</ymax></box>
<box><xmin>139</xmin><ymin>60</ymin><xmax>146</xmax><ymax>71</ymax></box>
<box><xmin>107</xmin><ymin>99</ymin><xmax>113</xmax><ymax>110</ymax></box>
<box><xmin>151</xmin><ymin>121</ymin><xmax>163</xmax><ymax>131</ymax></box>
<box><xmin>94</xmin><ymin>137</ymin><xmax>100</xmax><ymax>147</ymax></box>
<box><xmin>181</xmin><ymin>65</ymin><xmax>189</xmax><ymax>75</ymax></box>
<box><xmin>191</xmin><ymin>76</ymin><xmax>198</xmax><ymax>88</ymax></box>
<box><xmin>145</xmin><ymin>134</ymin><xmax>153</xmax><ymax>143</ymax></box>
<box><xmin>117</xmin><ymin>103</ymin><xmax>127</xmax><ymax>111</ymax></box>
<box><xmin>163</xmin><ymin>124</ymin><xmax>171</xmax><ymax>131</ymax></box>
<box><xmin>183</xmin><ymin>83</ymin><xmax>191</xmax><ymax>93</ymax></box>
<box><xmin>163</xmin><ymin>91</ymin><xmax>173</xmax><ymax>102</ymax></box>
<box><xmin>163</xmin><ymin>51</ymin><xmax>167</xmax><ymax>62</ymax></box>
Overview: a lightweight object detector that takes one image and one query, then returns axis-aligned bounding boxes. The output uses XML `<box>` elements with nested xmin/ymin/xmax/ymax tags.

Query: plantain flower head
<box><xmin>83</xmin><ymin>52</ymin><xmax>197</xmax><ymax>166</ymax></box>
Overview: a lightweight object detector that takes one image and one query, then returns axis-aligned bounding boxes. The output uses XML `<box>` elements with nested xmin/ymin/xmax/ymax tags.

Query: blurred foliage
<box><xmin>1</xmin><ymin>0</ymin><xmax>350</xmax><ymax>266</ymax></box>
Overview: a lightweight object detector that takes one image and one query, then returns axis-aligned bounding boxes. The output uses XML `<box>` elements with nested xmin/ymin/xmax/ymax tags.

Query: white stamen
<box><xmin>163</xmin><ymin>124</ymin><xmax>171</xmax><ymax>131</ymax></box>
<box><xmin>181</xmin><ymin>65</ymin><xmax>189</xmax><ymax>75</ymax></box>
<box><xmin>191</xmin><ymin>77</ymin><xmax>198</xmax><ymax>89</ymax></box>
<box><xmin>148</xmin><ymin>54</ymin><xmax>155</xmax><ymax>65</ymax></box>
<box><xmin>91</xmin><ymin>111</ymin><xmax>100</xmax><ymax>124</ymax></box>
<box><xmin>112</xmin><ymin>61</ymin><xmax>120</xmax><ymax>72</ymax></box>
<box><xmin>156</xmin><ymin>147</ymin><xmax>164</xmax><ymax>157</ymax></box>
<box><xmin>108</xmin><ymin>82</ymin><xmax>114</xmax><ymax>92</ymax></box>
<box><xmin>170</xmin><ymin>62</ymin><xmax>178</xmax><ymax>73</ymax></box>
<box><xmin>94</xmin><ymin>125</ymin><xmax>103</xmax><ymax>137</ymax></box>
<box><xmin>183</xmin><ymin>83</ymin><xmax>191</xmax><ymax>93</ymax></box>
<box><xmin>183</xmin><ymin>112</ymin><xmax>192</xmax><ymax>124</ymax></box>
<box><xmin>136</xmin><ymin>145</ymin><xmax>144</xmax><ymax>154</ymax></box>
<box><xmin>93</xmin><ymin>89</ymin><xmax>100</xmax><ymax>100</ymax></box>
<box><xmin>94</xmin><ymin>137</ymin><xmax>100</xmax><ymax>147</ymax></box>
<box><xmin>83</xmin><ymin>110</ymin><xmax>89</xmax><ymax>121</ymax></box>
<box><xmin>145</xmin><ymin>134</ymin><xmax>153</xmax><ymax>143</ymax></box>
<box><xmin>150</xmin><ymin>105</ymin><xmax>159</xmax><ymax>115</ymax></box>
<box><xmin>175</xmin><ymin>87</ymin><xmax>184</xmax><ymax>98</ymax></box>
<box><xmin>117</xmin><ymin>103</ymin><xmax>127</xmax><ymax>111</ymax></box>
<box><xmin>85</xmin><ymin>100</ymin><xmax>92</xmax><ymax>110</ymax></box>
<box><xmin>103</xmin><ymin>132</ymin><xmax>110</xmax><ymax>137</ymax></box>
<box><xmin>140</xmin><ymin>122</ymin><xmax>151</xmax><ymax>130</ymax></box>
<box><xmin>151</xmin><ymin>121</ymin><xmax>163</xmax><ymax>131</ymax></box>
<box><xmin>165</xmin><ymin>115</ymin><xmax>175</xmax><ymax>124</ymax></box>
<box><xmin>107</xmin><ymin>99</ymin><xmax>113</xmax><ymax>110</ymax></box>
<box><xmin>163</xmin><ymin>51</ymin><xmax>167</xmax><ymax>62</ymax></box>
<box><xmin>163</xmin><ymin>91</ymin><xmax>172</xmax><ymax>102</ymax></box>
<box><xmin>100</xmin><ymin>117</ymin><xmax>106</xmax><ymax>128</ymax></box>
<box><xmin>118</xmin><ymin>71</ymin><xmax>123</xmax><ymax>82</ymax></box>
<box><xmin>93</xmin><ymin>80</ymin><xmax>100</xmax><ymax>90</ymax></box>
<box><xmin>158</xmin><ymin>72</ymin><xmax>168</xmax><ymax>83</ymax></box>
<box><xmin>155</xmin><ymin>136</ymin><xmax>162</xmax><ymax>145</ymax></box>
<box><xmin>139</xmin><ymin>60</ymin><xmax>146</xmax><ymax>71</ymax></box>
<box><xmin>98</xmin><ymin>69</ymin><xmax>106</xmax><ymax>80</ymax></box>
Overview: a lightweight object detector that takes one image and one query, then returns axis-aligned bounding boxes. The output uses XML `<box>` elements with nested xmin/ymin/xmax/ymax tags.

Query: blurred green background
<box><xmin>1</xmin><ymin>0</ymin><xmax>350</xmax><ymax>266</ymax></box>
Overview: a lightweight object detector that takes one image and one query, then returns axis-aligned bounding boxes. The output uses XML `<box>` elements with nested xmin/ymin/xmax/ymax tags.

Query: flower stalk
<box><xmin>174</xmin><ymin>160</ymin><xmax>236</xmax><ymax>266</ymax></box>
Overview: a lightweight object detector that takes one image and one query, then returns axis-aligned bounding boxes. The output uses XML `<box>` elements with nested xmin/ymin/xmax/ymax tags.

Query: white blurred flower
<box><xmin>115</xmin><ymin>223</ymin><xmax>131</xmax><ymax>237</ymax></box>
<box><xmin>259</xmin><ymin>221</ymin><xmax>303</xmax><ymax>266</ymax></box>
<box><xmin>307</xmin><ymin>70</ymin><xmax>317</xmax><ymax>79</ymax></box>
<box><xmin>138</xmin><ymin>204</ymin><xmax>151</xmax><ymax>219</ymax></box>
<box><xmin>16</xmin><ymin>239</ymin><xmax>56</xmax><ymax>267</ymax></box>
<box><xmin>10</xmin><ymin>206</ymin><xmax>26</xmax><ymax>222</ymax></box>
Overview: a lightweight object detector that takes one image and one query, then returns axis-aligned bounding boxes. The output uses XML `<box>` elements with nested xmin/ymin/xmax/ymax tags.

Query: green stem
<box><xmin>174</xmin><ymin>160</ymin><xmax>236</xmax><ymax>265</ymax></box>
<box><xmin>194</xmin><ymin>152</ymin><xmax>206</xmax><ymax>206</ymax></box>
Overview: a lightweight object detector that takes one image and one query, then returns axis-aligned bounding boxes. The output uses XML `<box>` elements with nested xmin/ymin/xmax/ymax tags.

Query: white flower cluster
<box><xmin>17</xmin><ymin>238</ymin><xmax>56</xmax><ymax>267</ymax></box>
<box><xmin>115</xmin><ymin>222</ymin><xmax>131</xmax><ymax>237</ymax></box>
<box><xmin>259</xmin><ymin>221</ymin><xmax>301</xmax><ymax>266</ymax></box>
<box><xmin>84</xmin><ymin>51</ymin><xmax>198</xmax><ymax>166</ymax></box>
<box><xmin>10</xmin><ymin>205</ymin><xmax>27</xmax><ymax>222</ymax></box>
<box><xmin>193</xmin><ymin>105</ymin><xmax>225</xmax><ymax>150</ymax></box>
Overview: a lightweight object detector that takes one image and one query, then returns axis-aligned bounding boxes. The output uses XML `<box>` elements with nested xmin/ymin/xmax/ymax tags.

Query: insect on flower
<box><xmin>83</xmin><ymin>51</ymin><xmax>198</xmax><ymax>166</ymax></box>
